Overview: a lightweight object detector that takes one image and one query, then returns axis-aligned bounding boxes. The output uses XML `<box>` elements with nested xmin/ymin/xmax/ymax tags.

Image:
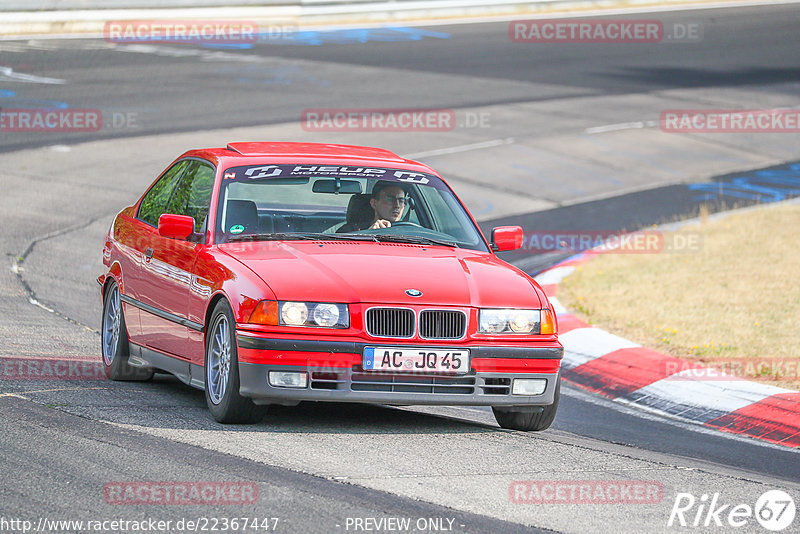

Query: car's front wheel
<box><xmin>492</xmin><ymin>376</ymin><xmax>560</xmax><ymax>431</ymax></box>
<box><xmin>101</xmin><ymin>280</ymin><xmax>154</xmax><ymax>381</ymax></box>
<box><xmin>205</xmin><ymin>300</ymin><xmax>266</xmax><ymax>424</ymax></box>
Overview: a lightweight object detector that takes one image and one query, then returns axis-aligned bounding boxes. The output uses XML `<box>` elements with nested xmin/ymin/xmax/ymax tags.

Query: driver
<box><xmin>367</xmin><ymin>181</ymin><xmax>408</xmax><ymax>229</ymax></box>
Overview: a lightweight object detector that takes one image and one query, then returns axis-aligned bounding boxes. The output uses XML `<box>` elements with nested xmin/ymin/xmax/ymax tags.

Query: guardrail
<box><xmin>0</xmin><ymin>0</ymin><xmax>293</xmax><ymax>9</ymax></box>
<box><xmin>0</xmin><ymin>0</ymin><xmax>545</xmax><ymax>36</ymax></box>
<box><xmin>0</xmin><ymin>0</ymin><xmax>772</xmax><ymax>37</ymax></box>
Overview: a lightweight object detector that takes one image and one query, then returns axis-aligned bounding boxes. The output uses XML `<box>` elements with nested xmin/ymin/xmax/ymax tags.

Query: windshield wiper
<box><xmin>227</xmin><ymin>232</ymin><xmax>456</xmax><ymax>247</ymax></box>
<box><xmin>227</xmin><ymin>232</ymin><xmax>378</xmax><ymax>243</ymax></box>
<box><xmin>371</xmin><ymin>234</ymin><xmax>458</xmax><ymax>248</ymax></box>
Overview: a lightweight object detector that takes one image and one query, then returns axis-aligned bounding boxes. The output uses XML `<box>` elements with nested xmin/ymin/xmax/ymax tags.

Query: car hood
<box><xmin>219</xmin><ymin>241</ymin><xmax>542</xmax><ymax>308</ymax></box>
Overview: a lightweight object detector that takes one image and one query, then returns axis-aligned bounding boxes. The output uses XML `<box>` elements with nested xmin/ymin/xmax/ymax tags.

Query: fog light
<box><xmin>512</xmin><ymin>378</ymin><xmax>547</xmax><ymax>395</ymax></box>
<box><xmin>268</xmin><ymin>371</ymin><xmax>308</xmax><ymax>388</ymax></box>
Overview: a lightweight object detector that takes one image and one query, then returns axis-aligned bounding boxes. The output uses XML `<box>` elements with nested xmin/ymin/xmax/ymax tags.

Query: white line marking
<box><xmin>403</xmin><ymin>137</ymin><xmax>514</xmax><ymax>159</ymax></box>
<box><xmin>0</xmin><ymin>387</ymin><xmax>109</xmax><ymax>398</ymax></box>
<box><xmin>585</xmin><ymin>120</ymin><xmax>658</xmax><ymax>134</ymax></box>
<box><xmin>0</xmin><ymin>66</ymin><xmax>65</xmax><ymax>84</ymax></box>
<box><xmin>49</xmin><ymin>145</ymin><xmax>72</xmax><ymax>152</ymax></box>
<box><xmin>28</xmin><ymin>297</ymin><xmax>55</xmax><ymax>313</ymax></box>
<box><xmin>115</xmin><ymin>44</ymin><xmax>263</xmax><ymax>63</ymax></box>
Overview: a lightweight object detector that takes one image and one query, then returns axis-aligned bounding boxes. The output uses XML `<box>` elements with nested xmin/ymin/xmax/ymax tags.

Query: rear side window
<box><xmin>137</xmin><ymin>160</ymin><xmax>190</xmax><ymax>226</ymax></box>
<box><xmin>166</xmin><ymin>161</ymin><xmax>215</xmax><ymax>232</ymax></box>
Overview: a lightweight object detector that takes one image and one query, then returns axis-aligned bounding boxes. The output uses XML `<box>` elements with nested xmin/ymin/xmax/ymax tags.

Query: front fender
<box><xmin>198</xmin><ymin>247</ymin><xmax>278</xmax><ymax>328</ymax></box>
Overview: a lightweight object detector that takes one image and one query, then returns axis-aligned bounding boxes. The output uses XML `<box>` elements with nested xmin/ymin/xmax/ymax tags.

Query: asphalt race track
<box><xmin>1</xmin><ymin>4</ymin><xmax>800</xmax><ymax>533</ymax></box>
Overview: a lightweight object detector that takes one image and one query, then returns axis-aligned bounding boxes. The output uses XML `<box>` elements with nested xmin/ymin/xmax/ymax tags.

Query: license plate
<box><xmin>363</xmin><ymin>347</ymin><xmax>469</xmax><ymax>374</ymax></box>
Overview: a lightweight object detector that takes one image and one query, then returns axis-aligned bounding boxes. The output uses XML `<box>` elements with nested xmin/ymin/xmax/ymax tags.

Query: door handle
<box><xmin>144</xmin><ymin>248</ymin><xmax>154</xmax><ymax>262</ymax></box>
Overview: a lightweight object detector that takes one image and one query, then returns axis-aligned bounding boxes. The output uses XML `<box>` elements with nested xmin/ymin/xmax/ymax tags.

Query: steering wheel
<box><xmin>392</xmin><ymin>221</ymin><xmax>422</xmax><ymax>228</ymax></box>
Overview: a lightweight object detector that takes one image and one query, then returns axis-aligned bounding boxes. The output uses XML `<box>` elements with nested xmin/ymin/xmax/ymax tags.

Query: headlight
<box><xmin>479</xmin><ymin>309</ymin><xmax>541</xmax><ymax>334</ymax></box>
<box><xmin>312</xmin><ymin>303</ymin><xmax>340</xmax><ymax>327</ymax></box>
<box><xmin>281</xmin><ymin>302</ymin><xmax>309</xmax><ymax>325</ymax></box>
<box><xmin>249</xmin><ymin>301</ymin><xmax>349</xmax><ymax>328</ymax></box>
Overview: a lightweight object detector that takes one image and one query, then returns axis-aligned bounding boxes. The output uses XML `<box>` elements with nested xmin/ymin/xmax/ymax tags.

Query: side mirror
<box><xmin>158</xmin><ymin>214</ymin><xmax>195</xmax><ymax>240</ymax></box>
<box><xmin>491</xmin><ymin>226</ymin><xmax>523</xmax><ymax>252</ymax></box>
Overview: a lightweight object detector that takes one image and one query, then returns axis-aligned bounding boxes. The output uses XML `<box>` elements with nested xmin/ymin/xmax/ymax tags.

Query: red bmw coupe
<box><xmin>99</xmin><ymin>142</ymin><xmax>562</xmax><ymax>430</ymax></box>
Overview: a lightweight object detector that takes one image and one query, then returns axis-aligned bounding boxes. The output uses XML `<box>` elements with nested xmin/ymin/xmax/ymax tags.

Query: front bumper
<box><xmin>236</xmin><ymin>333</ymin><xmax>562</xmax><ymax>406</ymax></box>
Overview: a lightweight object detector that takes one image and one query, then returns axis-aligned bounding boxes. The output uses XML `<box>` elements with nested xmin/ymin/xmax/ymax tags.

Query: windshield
<box><xmin>214</xmin><ymin>163</ymin><xmax>488</xmax><ymax>251</ymax></box>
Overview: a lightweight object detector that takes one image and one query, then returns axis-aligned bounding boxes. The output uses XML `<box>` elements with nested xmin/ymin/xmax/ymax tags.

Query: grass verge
<box><xmin>558</xmin><ymin>202</ymin><xmax>800</xmax><ymax>391</ymax></box>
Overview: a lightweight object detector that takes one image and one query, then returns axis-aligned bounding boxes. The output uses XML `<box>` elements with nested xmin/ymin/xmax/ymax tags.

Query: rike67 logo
<box><xmin>668</xmin><ymin>490</ymin><xmax>796</xmax><ymax>531</ymax></box>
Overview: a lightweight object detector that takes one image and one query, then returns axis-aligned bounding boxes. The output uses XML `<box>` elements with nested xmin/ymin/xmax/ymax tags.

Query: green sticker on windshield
<box><xmin>230</xmin><ymin>225</ymin><xmax>245</xmax><ymax>234</ymax></box>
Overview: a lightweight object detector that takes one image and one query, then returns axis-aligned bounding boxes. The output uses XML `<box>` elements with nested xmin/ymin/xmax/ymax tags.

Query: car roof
<box><xmin>225</xmin><ymin>142</ymin><xmax>402</xmax><ymax>159</ymax></box>
<box><xmin>180</xmin><ymin>142</ymin><xmax>439</xmax><ymax>175</ymax></box>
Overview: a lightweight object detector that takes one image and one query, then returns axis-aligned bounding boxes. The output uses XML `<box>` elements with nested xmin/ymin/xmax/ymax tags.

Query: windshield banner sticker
<box><xmin>226</xmin><ymin>164</ymin><xmax>438</xmax><ymax>186</ymax></box>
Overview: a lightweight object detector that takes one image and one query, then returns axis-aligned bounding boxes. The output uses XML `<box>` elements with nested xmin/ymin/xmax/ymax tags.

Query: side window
<box><xmin>166</xmin><ymin>161</ymin><xmax>215</xmax><ymax>232</ymax></box>
<box><xmin>137</xmin><ymin>160</ymin><xmax>189</xmax><ymax>226</ymax></box>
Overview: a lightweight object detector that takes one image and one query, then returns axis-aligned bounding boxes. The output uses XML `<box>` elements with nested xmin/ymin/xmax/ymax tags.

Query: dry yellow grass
<box><xmin>558</xmin><ymin>202</ymin><xmax>800</xmax><ymax>391</ymax></box>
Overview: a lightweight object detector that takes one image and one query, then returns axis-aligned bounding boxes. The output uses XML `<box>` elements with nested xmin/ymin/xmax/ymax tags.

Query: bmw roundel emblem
<box><xmin>405</xmin><ymin>289</ymin><xmax>423</xmax><ymax>297</ymax></box>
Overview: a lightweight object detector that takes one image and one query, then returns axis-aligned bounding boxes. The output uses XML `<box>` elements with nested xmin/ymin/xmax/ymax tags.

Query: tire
<box><xmin>205</xmin><ymin>300</ymin><xmax>266</xmax><ymax>424</ymax></box>
<box><xmin>101</xmin><ymin>281</ymin><xmax>154</xmax><ymax>381</ymax></box>
<box><xmin>492</xmin><ymin>376</ymin><xmax>560</xmax><ymax>431</ymax></box>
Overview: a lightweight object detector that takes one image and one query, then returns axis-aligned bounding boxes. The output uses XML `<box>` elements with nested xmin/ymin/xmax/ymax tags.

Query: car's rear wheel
<box><xmin>101</xmin><ymin>280</ymin><xmax>154</xmax><ymax>381</ymax></box>
<box><xmin>205</xmin><ymin>300</ymin><xmax>266</xmax><ymax>424</ymax></box>
<box><xmin>492</xmin><ymin>376</ymin><xmax>560</xmax><ymax>431</ymax></box>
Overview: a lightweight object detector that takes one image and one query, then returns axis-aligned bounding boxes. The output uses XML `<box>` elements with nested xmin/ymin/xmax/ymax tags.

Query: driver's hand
<box><xmin>369</xmin><ymin>219</ymin><xmax>391</xmax><ymax>229</ymax></box>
